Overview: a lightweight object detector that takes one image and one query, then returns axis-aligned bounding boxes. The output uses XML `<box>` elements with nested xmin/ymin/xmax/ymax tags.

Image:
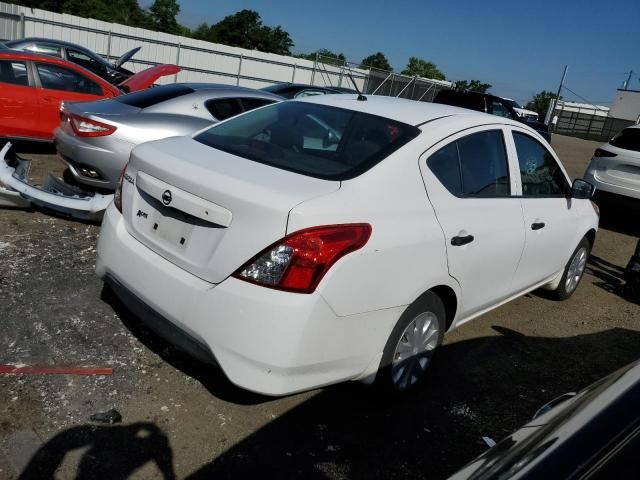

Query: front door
<box><xmin>507</xmin><ymin>127</ymin><xmax>578</xmax><ymax>290</ymax></box>
<box><xmin>0</xmin><ymin>59</ymin><xmax>40</xmax><ymax>138</ymax></box>
<box><xmin>420</xmin><ymin>127</ymin><xmax>525</xmax><ymax>319</ymax></box>
<box><xmin>33</xmin><ymin>61</ymin><xmax>105</xmax><ymax>139</ymax></box>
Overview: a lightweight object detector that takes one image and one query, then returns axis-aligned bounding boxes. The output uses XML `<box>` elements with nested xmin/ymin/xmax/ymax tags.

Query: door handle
<box><xmin>531</xmin><ymin>222</ymin><xmax>546</xmax><ymax>230</ymax></box>
<box><xmin>451</xmin><ymin>234</ymin><xmax>474</xmax><ymax>246</ymax></box>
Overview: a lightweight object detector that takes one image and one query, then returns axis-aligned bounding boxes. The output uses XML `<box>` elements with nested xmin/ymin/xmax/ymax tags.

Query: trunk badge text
<box><xmin>124</xmin><ymin>173</ymin><xmax>135</xmax><ymax>185</ymax></box>
<box><xmin>136</xmin><ymin>210</ymin><xmax>148</xmax><ymax>219</ymax></box>
<box><xmin>162</xmin><ymin>190</ymin><xmax>172</xmax><ymax>206</ymax></box>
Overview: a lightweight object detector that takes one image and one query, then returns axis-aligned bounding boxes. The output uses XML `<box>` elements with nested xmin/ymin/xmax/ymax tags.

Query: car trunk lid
<box><xmin>118</xmin><ymin>64</ymin><xmax>180</xmax><ymax>93</ymax></box>
<box><xmin>122</xmin><ymin>136</ymin><xmax>340</xmax><ymax>284</ymax></box>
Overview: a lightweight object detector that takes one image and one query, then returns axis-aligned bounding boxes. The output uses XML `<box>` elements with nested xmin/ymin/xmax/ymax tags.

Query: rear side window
<box><xmin>195</xmin><ymin>101</ymin><xmax>420</xmax><ymax>180</ymax></box>
<box><xmin>513</xmin><ymin>131</ymin><xmax>568</xmax><ymax>196</ymax></box>
<box><xmin>205</xmin><ymin>98</ymin><xmax>243</xmax><ymax>121</ymax></box>
<box><xmin>116</xmin><ymin>84</ymin><xmax>194</xmax><ymax>108</ymax></box>
<box><xmin>610</xmin><ymin>128</ymin><xmax>640</xmax><ymax>152</ymax></box>
<box><xmin>36</xmin><ymin>63</ymin><xmax>103</xmax><ymax>95</ymax></box>
<box><xmin>240</xmin><ymin>97</ymin><xmax>275</xmax><ymax>111</ymax></box>
<box><xmin>428</xmin><ymin>130</ymin><xmax>510</xmax><ymax>197</ymax></box>
<box><xmin>0</xmin><ymin>60</ymin><xmax>28</xmax><ymax>86</ymax></box>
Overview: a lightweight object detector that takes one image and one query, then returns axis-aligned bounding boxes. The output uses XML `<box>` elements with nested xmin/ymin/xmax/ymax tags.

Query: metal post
<box><xmin>549</xmin><ymin>65</ymin><xmax>567</xmax><ymax>125</ymax></box>
<box><xmin>174</xmin><ymin>42</ymin><xmax>181</xmax><ymax>83</ymax></box>
<box><xmin>371</xmin><ymin>72</ymin><xmax>393</xmax><ymax>95</ymax></box>
<box><xmin>417</xmin><ymin>84</ymin><xmax>434</xmax><ymax>102</ymax></box>
<box><xmin>310</xmin><ymin>52</ymin><xmax>318</xmax><ymax>86</ymax></box>
<box><xmin>237</xmin><ymin>54</ymin><xmax>243</xmax><ymax>85</ymax></box>
<box><xmin>291</xmin><ymin>63</ymin><xmax>297</xmax><ymax>83</ymax></box>
<box><xmin>363</xmin><ymin>69</ymin><xmax>371</xmax><ymax>94</ymax></box>
<box><xmin>410</xmin><ymin>76</ymin><xmax>417</xmax><ymax>100</ymax></box>
<box><xmin>396</xmin><ymin>76</ymin><xmax>416</xmax><ymax>98</ymax></box>
<box><xmin>106</xmin><ymin>30</ymin><xmax>112</xmax><ymax>62</ymax></box>
<box><xmin>19</xmin><ymin>12</ymin><xmax>25</xmax><ymax>39</ymax></box>
<box><xmin>338</xmin><ymin>65</ymin><xmax>343</xmax><ymax>87</ymax></box>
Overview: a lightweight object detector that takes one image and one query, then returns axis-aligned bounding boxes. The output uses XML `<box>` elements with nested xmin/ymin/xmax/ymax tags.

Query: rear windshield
<box><xmin>194</xmin><ymin>101</ymin><xmax>420</xmax><ymax>180</ymax></box>
<box><xmin>116</xmin><ymin>84</ymin><xmax>194</xmax><ymax>109</ymax></box>
<box><xmin>610</xmin><ymin>128</ymin><xmax>640</xmax><ymax>152</ymax></box>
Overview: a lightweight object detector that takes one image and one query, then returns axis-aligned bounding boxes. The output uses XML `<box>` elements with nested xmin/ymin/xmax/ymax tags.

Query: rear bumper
<box><xmin>585</xmin><ymin>158</ymin><xmax>640</xmax><ymax>200</ymax></box>
<box><xmin>96</xmin><ymin>204</ymin><xmax>398</xmax><ymax>395</ymax></box>
<box><xmin>55</xmin><ymin>128</ymin><xmax>130</xmax><ymax>190</ymax></box>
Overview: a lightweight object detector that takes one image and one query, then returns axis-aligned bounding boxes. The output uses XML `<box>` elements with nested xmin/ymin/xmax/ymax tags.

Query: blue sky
<box><xmin>175</xmin><ymin>0</ymin><xmax>639</xmax><ymax>106</ymax></box>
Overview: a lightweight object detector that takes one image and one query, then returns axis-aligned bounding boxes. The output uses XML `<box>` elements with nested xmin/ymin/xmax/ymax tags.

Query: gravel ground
<box><xmin>0</xmin><ymin>135</ymin><xmax>639</xmax><ymax>480</ymax></box>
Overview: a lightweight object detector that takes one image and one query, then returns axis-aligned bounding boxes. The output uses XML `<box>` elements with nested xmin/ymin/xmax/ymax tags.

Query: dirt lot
<box><xmin>0</xmin><ymin>135</ymin><xmax>639</xmax><ymax>480</ymax></box>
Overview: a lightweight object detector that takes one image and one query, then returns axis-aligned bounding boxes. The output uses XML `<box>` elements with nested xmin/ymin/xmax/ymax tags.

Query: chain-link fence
<box><xmin>312</xmin><ymin>53</ymin><xmax>452</xmax><ymax>102</ymax></box>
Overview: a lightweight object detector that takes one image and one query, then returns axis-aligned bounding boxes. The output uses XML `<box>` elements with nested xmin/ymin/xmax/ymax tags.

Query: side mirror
<box><xmin>571</xmin><ymin>178</ymin><xmax>595</xmax><ymax>199</ymax></box>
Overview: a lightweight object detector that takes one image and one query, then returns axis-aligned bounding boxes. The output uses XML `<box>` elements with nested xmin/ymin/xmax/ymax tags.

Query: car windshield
<box><xmin>610</xmin><ymin>128</ymin><xmax>640</xmax><ymax>152</ymax></box>
<box><xmin>115</xmin><ymin>84</ymin><xmax>194</xmax><ymax>109</ymax></box>
<box><xmin>505</xmin><ymin>99</ymin><xmax>522</xmax><ymax>109</ymax></box>
<box><xmin>194</xmin><ymin>101</ymin><xmax>420</xmax><ymax>180</ymax></box>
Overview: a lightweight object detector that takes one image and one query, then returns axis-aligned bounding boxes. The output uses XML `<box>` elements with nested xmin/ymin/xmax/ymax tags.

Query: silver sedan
<box><xmin>55</xmin><ymin>83</ymin><xmax>283</xmax><ymax>190</ymax></box>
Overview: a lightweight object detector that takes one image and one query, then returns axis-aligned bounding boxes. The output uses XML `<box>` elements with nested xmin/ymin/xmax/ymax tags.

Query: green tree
<box><xmin>297</xmin><ymin>48</ymin><xmax>346</xmax><ymax>66</ymax></box>
<box><xmin>401</xmin><ymin>56</ymin><xmax>445</xmax><ymax>80</ymax></box>
<box><xmin>360</xmin><ymin>52</ymin><xmax>391</xmax><ymax>71</ymax></box>
<box><xmin>149</xmin><ymin>0</ymin><xmax>181</xmax><ymax>35</ymax></box>
<box><xmin>205</xmin><ymin>10</ymin><xmax>293</xmax><ymax>55</ymax></box>
<box><xmin>525</xmin><ymin>90</ymin><xmax>562</xmax><ymax>118</ymax></box>
<box><xmin>454</xmin><ymin>79</ymin><xmax>492</xmax><ymax>93</ymax></box>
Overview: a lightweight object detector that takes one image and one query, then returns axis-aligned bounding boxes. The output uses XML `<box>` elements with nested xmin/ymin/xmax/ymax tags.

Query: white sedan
<box><xmin>584</xmin><ymin>125</ymin><xmax>640</xmax><ymax>200</ymax></box>
<box><xmin>96</xmin><ymin>95</ymin><xmax>599</xmax><ymax>395</ymax></box>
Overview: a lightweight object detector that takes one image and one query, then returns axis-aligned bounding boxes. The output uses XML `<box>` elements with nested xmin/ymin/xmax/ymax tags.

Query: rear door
<box><xmin>507</xmin><ymin>127</ymin><xmax>578</xmax><ymax>290</ymax></box>
<box><xmin>33</xmin><ymin>61</ymin><xmax>107</xmax><ymax>139</ymax></box>
<box><xmin>420</xmin><ymin>126</ymin><xmax>525</xmax><ymax>318</ymax></box>
<box><xmin>0</xmin><ymin>58</ymin><xmax>40</xmax><ymax>138</ymax></box>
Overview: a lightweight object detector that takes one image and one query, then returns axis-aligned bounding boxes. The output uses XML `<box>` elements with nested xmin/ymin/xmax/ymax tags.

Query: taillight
<box><xmin>233</xmin><ymin>224</ymin><xmax>372</xmax><ymax>293</ymax></box>
<box><xmin>69</xmin><ymin>114</ymin><xmax>116</xmax><ymax>137</ymax></box>
<box><xmin>114</xmin><ymin>164</ymin><xmax>127</xmax><ymax>213</ymax></box>
<box><xmin>594</xmin><ymin>148</ymin><xmax>616</xmax><ymax>158</ymax></box>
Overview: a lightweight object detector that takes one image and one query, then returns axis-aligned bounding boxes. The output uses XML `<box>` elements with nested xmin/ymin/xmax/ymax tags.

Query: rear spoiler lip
<box><xmin>0</xmin><ymin>142</ymin><xmax>113</xmax><ymax>221</ymax></box>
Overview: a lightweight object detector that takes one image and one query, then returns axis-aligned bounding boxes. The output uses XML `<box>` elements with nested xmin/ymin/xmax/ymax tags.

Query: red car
<box><xmin>0</xmin><ymin>50</ymin><xmax>179</xmax><ymax>141</ymax></box>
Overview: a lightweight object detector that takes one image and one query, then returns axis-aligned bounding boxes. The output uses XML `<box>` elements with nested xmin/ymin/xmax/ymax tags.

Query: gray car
<box><xmin>55</xmin><ymin>83</ymin><xmax>283</xmax><ymax>190</ymax></box>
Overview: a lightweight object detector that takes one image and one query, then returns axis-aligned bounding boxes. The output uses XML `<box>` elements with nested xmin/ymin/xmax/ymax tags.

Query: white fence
<box><xmin>0</xmin><ymin>1</ymin><xmax>368</xmax><ymax>89</ymax></box>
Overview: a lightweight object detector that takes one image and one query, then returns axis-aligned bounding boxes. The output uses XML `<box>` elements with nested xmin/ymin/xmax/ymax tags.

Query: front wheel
<box><xmin>552</xmin><ymin>237</ymin><xmax>590</xmax><ymax>300</ymax></box>
<box><xmin>377</xmin><ymin>292</ymin><xmax>445</xmax><ymax>393</ymax></box>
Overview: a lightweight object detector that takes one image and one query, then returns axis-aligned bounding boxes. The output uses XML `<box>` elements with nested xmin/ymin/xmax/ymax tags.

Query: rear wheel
<box><xmin>377</xmin><ymin>292</ymin><xmax>445</xmax><ymax>393</ymax></box>
<box><xmin>552</xmin><ymin>237</ymin><xmax>590</xmax><ymax>300</ymax></box>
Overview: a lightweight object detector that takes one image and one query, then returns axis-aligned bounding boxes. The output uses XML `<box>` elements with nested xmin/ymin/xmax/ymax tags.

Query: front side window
<box><xmin>513</xmin><ymin>131</ymin><xmax>568</xmax><ymax>197</ymax></box>
<box><xmin>67</xmin><ymin>49</ymin><xmax>102</xmax><ymax>74</ymax></box>
<box><xmin>36</xmin><ymin>63</ymin><xmax>103</xmax><ymax>95</ymax></box>
<box><xmin>488</xmin><ymin>100</ymin><xmax>514</xmax><ymax>119</ymax></box>
<box><xmin>195</xmin><ymin>101</ymin><xmax>420</xmax><ymax>180</ymax></box>
<box><xmin>0</xmin><ymin>60</ymin><xmax>28</xmax><ymax>86</ymax></box>
<box><xmin>428</xmin><ymin>130</ymin><xmax>510</xmax><ymax>197</ymax></box>
<box><xmin>240</xmin><ymin>98</ymin><xmax>275</xmax><ymax>111</ymax></box>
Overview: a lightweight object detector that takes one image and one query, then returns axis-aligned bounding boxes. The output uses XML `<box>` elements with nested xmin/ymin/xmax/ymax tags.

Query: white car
<box><xmin>96</xmin><ymin>95</ymin><xmax>599</xmax><ymax>396</ymax></box>
<box><xmin>584</xmin><ymin>125</ymin><xmax>640</xmax><ymax>200</ymax></box>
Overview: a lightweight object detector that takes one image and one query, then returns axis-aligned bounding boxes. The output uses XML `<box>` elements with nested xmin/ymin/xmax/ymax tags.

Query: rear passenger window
<box><xmin>428</xmin><ymin>130</ymin><xmax>510</xmax><ymax>197</ymax></box>
<box><xmin>206</xmin><ymin>98</ymin><xmax>243</xmax><ymax>121</ymax></box>
<box><xmin>0</xmin><ymin>60</ymin><xmax>28</xmax><ymax>86</ymax></box>
<box><xmin>513</xmin><ymin>132</ymin><xmax>568</xmax><ymax>197</ymax></box>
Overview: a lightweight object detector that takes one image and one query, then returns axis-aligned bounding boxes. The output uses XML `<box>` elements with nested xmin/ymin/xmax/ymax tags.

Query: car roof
<box><xmin>7</xmin><ymin>37</ymin><xmax>92</xmax><ymax>50</ymax></box>
<box><xmin>295</xmin><ymin>94</ymin><xmax>511</xmax><ymax>127</ymax></box>
<box><xmin>181</xmin><ymin>83</ymin><xmax>283</xmax><ymax>98</ymax></box>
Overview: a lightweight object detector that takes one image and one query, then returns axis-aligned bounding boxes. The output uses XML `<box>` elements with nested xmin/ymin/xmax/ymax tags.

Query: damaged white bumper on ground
<box><xmin>0</xmin><ymin>142</ymin><xmax>113</xmax><ymax>221</ymax></box>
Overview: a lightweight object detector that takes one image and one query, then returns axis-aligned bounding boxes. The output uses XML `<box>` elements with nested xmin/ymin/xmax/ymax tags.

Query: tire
<box><xmin>552</xmin><ymin>237</ymin><xmax>590</xmax><ymax>300</ymax></box>
<box><xmin>376</xmin><ymin>291</ymin><xmax>446</xmax><ymax>393</ymax></box>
